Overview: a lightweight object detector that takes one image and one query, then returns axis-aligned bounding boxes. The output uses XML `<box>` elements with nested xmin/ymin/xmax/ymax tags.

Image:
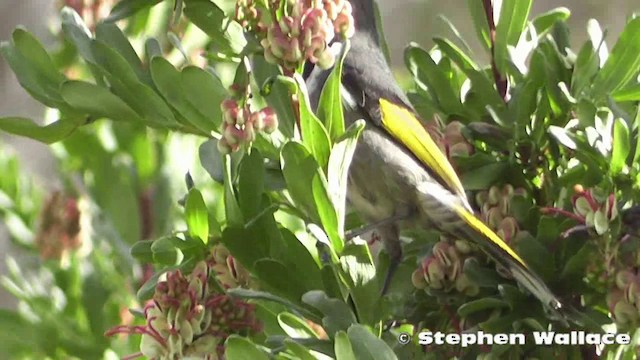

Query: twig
<box><xmin>482</xmin><ymin>0</ymin><xmax>508</xmax><ymax>100</ymax></box>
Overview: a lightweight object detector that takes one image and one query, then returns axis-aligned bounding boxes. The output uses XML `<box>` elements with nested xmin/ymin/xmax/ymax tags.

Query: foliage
<box><xmin>1</xmin><ymin>0</ymin><xmax>640</xmax><ymax>359</ymax></box>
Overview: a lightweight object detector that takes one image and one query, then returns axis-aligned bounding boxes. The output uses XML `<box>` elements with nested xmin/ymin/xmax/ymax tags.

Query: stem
<box><xmin>482</xmin><ymin>0</ymin><xmax>508</xmax><ymax>100</ymax></box>
<box><xmin>540</xmin><ymin>207</ymin><xmax>585</xmax><ymax>223</ymax></box>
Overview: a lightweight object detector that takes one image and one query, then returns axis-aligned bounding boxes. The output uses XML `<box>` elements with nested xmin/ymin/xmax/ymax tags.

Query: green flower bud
<box><xmin>488</xmin><ymin>186</ymin><xmax>501</xmax><ymax>206</ymax></box>
<box><xmin>454</xmin><ymin>239</ymin><xmax>472</xmax><ymax>254</ymax></box>
<box><xmin>411</xmin><ymin>268</ymin><xmax>427</xmax><ymax>289</ymax></box>
<box><xmin>455</xmin><ymin>274</ymin><xmax>479</xmax><ymax>296</ymax></box>
<box><xmin>180</xmin><ymin>318</ymin><xmax>194</xmax><ymax>345</ymax></box>
<box><xmin>614</xmin><ymin>301</ymin><xmax>638</xmax><ymax>326</ymax></box>
<box><xmin>574</xmin><ymin>195</ymin><xmax>593</xmax><ymax>217</ymax></box>
<box><xmin>475</xmin><ymin>191</ymin><xmax>488</xmax><ymax>207</ymax></box>
<box><xmin>217</xmin><ymin>138</ymin><xmax>233</xmax><ymax>155</ymax></box>
<box><xmin>594</xmin><ymin>209</ymin><xmax>609</xmax><ymax>235</ymax></box>
<box><xmin>616</xmin><ymin>270</ymin><xmax>636</xmax><ymax>290</ymax></box>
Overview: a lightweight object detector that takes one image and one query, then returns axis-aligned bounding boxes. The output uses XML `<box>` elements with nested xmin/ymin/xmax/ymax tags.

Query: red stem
<box><xmin>482</xmin><ymin>0</ymin><xmax>508</xmax><ymax>100</ymax></box>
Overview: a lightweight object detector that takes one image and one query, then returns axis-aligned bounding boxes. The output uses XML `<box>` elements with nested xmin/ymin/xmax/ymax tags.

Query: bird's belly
<box><xmin>347</xmin><ymin>127</ymin><xmax>428</xmax><ymax>222</ymax></box>
<box><xmin>346</xmin><ymin>127</ymin><xmax>466</xmax><ymax>231</ymax></box>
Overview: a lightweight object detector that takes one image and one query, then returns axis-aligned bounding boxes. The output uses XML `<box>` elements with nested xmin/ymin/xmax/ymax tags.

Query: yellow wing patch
<box><xmin>452</xmin><ymin>204</ymin><xmax>528</xmax><ymax>267</ymax></box>
<box><xmin>378</xmin><ymin>98</ymin><xmax>467</xmax><ymax>200</ymax></box>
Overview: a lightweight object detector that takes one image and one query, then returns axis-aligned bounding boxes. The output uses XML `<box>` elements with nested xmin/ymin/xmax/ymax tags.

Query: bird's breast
<box><xmin>347</xmin><ymin>126</ymin><xmax>467</xmax><ymax>231</ymax></box>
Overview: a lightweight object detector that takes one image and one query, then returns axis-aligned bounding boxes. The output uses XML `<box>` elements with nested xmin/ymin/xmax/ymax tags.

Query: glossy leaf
<box><xmin>610</xmin><ymin>118</ymin><xmax>630</xmax><ymax>175</ymax></box>
<box><xmin>405</xmin><ymin>44</ymin><xmax>464</xmax><ymax>115</ymax></box>
<box><xmin>104</xmin><ymin>0</ymin><xmax>163</xmax><ymax>22</ymax></box>
<box><xmin>150</xmin><ymin>57</ymin><xmax>216</xmax><ymax>133</ymax></box>
<box><xmin>335</xmin><ymin>331</ymin><xmax>357</xmax><ymax>360</ymax></box>
<box><xmin>327</xmin><ymin>120</ymin><xmax>364</xmax><ymax>237</ymax></box>
<box><xmin>280</xmin><ymin>142</ymin><xmax>341</xmax><ymax>252</ymax></box>
<box><xmin>347</xmin><ymin>325</ymin><xmax>398</xmax><ymax>360</ymax></box>
<box><xmin>317</xmin><ymin>40</ymin><xmax>350</xmax><ymax>140</ymax></box>
<box><xmin>0</xmin><ymin>116</ymin><xmax>82</xmax><ymax>144</ymax></box>
<box><xmin>225</xmin><ymin>336</ymin><xmax>269</xmax><ymax>360</ymax></box>
<box><xmin>60</xmin><ymin>80</ymin><xmax>144</xmax><ymax>122</ymax></box>
<box><xmin>592</xmin><ymin>17</ymin><xmax>640</xmax><ymax>98</ymax></box>
<box><xmin>294</xmin><ymin>74</ymin><xmax>332</xmax><ymax>170</ymax></box>
<box><xmin>185</xmin><ymin>188</ymin><xmax>209</xmax><ymax>244</ymax></box>
<box><xmin>494</xmin><ymin>0</ymin><xmax>533</xmax><ymax>74</ymax></box>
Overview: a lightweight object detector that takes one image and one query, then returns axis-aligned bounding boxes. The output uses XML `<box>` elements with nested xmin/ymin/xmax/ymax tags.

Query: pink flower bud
<box><xmin>411</xmin><ymin>268</ymin><xmax>428</xmax><ymax>289</ymax></box>
<box><xmin>260</xmin><ymin>107</ymin><xmax>278</xmax><ymax>133</ymax></box>
<box><xmin>616</xmin><ymin>270</ymin><xmax>637</xmax><ymax>290</ymax></box>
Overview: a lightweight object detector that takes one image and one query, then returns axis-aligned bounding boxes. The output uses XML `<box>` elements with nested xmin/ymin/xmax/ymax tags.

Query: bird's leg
<box><xmin>378</xmin><ymin>223</ymin><xmax>402</xmax><ymax>295</ymax></box>
<box><xmin>345</xmin><ymin>212</ymin><xmax>411</xmax><ymax>241</ymax></box>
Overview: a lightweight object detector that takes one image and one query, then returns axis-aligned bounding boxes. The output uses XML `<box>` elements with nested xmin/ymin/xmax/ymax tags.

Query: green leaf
<box><xmin>94</xmin><ymin>23</ymin><xmax>147</xmax><ymax>82</ymax></box>
<box><xmin>11</xmin><ymin>28</ymin><xmax>66</xmax><ymax>87</ymax></box>
<box><xmin>611</xmin><ymin>118</ymin><xmax>630</xmax><ymax>175</ymax></box>
<box><xmin>151</xmin><ymin>236</ymin><xmax>185</xmax><ymax>265</ymax></box>
<box><xmin>237</xmin><ymin>150</ymin><xmax>265</xmax><ymax>222</ymax></box>
<box><xmin>347</xmin><ymin>325</ymin><xmax>398</xmax><ymax>360</ymax></box>
<box><xmin>150</xmin><ymin>57</ymin><xmax>216</xmax><ymax>133</ymax></box>
<box><xmin>223</xmin><ymin>154</ymin><xmax>244</xmax><ymax>226</ymax></box>
<box><xmin>613</xmin><ymin>83</ymin><xmax>640</xmax><ymax>102</ymax></box>
<box><xmin>531</xmin><ymin>7</ymin><xmax>571</xmax><ymax>36</ymax></box>
<box><xmin>104</xmin><ymin>0</ymin><xmax>163</xmax><ymax>22</ymax></box>
<box><xmin>0</xmin><ymin>32</ymin><xmax>70</xmax><ymax>110</ymax></box>
<box><xmin>318</xmin><ymin>40</ymin><xmax>350</xmax><ymax>140</ymax></box>
<box><xmin>457</xmin><ymin>298</ymin><xmax>510</xmax><ymax>317</ymax></box>
<box><xmin>592</xmin><ymin>17</ymin><xmax>640</xmax><ymax>98</ymax></box>
<box><xmin>302</xmin><ymin>291</ymin><xmax>357</xmax><ymax>335</ymax></box>
<box><xmin>181</xmin><ymin>66</ymin><xmax>227</xmax><ymax>130</ymax></box>
<box><xmin>90</xmin><ymin>40</ymin><xmax>178</xmax><ymax>127</ymax></box>
<box><xmin>252</xmin><ymin>56</ymin><xmax>296</xmax><ymax>138</ymax></box>
<box><xmin>494</xmin><ymin>0</ymin><xmax>533</xmax><ymax>74</ymax></box>
<box><xmin>294</xmin><ymin>74</ymin><xmax>332</xmax><ymax>170</ymax></box>
<box><xmin>335</xmin><ymin>331</ymin><xmax>357</xmax><ymax>360</ymax></box>
<box><xmin>60</xmin><ymin>80</ymin><xmax>143</xmax><ymax>122</ymax></box>
<box><xmin>277</xmin><ymin>312</ymin><xmax>319</xmax><ymax>339</ymax></box>
<box><xmin>184</xmin><ymin>0</ymin><xmax>246</xmax><ymax>54</ymax></box>
<box><xmin>0</xmin><ymin>116</ymin><xmax>83</xmax><ymax>144</ymax></box>
<box><xmin>199</xmin><ymin>139</ymin><xmax>224</xmax><ymax>183</ymax></box>
<box><xmin>339</xmin><ymin>243</ymin><xmax>379</xmax><ymax>325</ymax></box>
<box><xmin>60</xmin><ymin>8</ymin><xmax>105</xmax><ymax>82</ymax></box>
<box><xmin>461</xmin><ymin>161</ymin><xmax>510</xmax><ymax>190</ymax></box>
<box><xmin>466</xmin><ymin>0</ymin><xmax>491</xmax><ymax>50</ymax></box>
<box><xmin>227</xmin><ymin>288</ymin><xmax>322</xmax><ymax>323</ymax></box>
<box><xmin>225</xmin><ymin>335</ymin><xmax>269</xmax><ymax>360</ymax></box>
<box><xmin>281</xmin><ymin>142</ymin><xmax>341</xmax><ymax>252</ymax></box>
<box><xmin>405</xmin><ymin>44</ymin><xmax>464</xmax><ymax>115</ymax></box>
<box><xmin>130</xmin><ymin>239</ymin><xmax>154</xmax><ymax>263</ymax></box>
<box><xmin>185</xmin><ymin>188</ymin><xmax>209</xmax><ymax>244</ymax></box>
<box><xmin>433</xmin><ymin>38</ymin><xmax>506</xmax><ymax>119</ymax></box>
<box><xmin>327</xmin><ymin>120</ymin><xmax>365</xmax><ymax>237</ymax></box>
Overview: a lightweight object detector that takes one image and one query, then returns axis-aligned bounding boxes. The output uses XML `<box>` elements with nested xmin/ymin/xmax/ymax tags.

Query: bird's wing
<box><xmin>377</xmin><ymin>99</ymin><xmax>467</xmax><ymax>202</ymax></box>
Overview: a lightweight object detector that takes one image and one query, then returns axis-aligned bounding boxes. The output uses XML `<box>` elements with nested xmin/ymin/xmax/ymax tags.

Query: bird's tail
<box><xmin>451</xmin><ymin>203</ymin><xmax>568</xmax><ymax>323</ymax></box>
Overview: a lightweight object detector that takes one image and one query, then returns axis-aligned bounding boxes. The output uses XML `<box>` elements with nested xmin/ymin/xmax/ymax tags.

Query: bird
<box><xmin>304</xmin><ymin>0</ymin><xmax>566</xmax><ymax>319</ymax></box>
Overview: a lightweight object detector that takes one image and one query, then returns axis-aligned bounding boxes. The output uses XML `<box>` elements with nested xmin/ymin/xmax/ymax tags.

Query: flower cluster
<box><xmin>260</xmin><ymin>0</ymin><xmax>355</xmax><ymax>70</ymax></box>
<box><xmin>35</xmin><ymin>192</ymin><xmax>83</xmax><ymax>261</ymax></box>
<box><xmin>411</xmin><ymin>238</ymin><xmax>479</xmax><ymax>296</ymax></box>
<box><xmin>209</xmin><ymin>244</ymin><xmax>257</xmax><ymax>289</ymax></box>
<box><xmin>572</xmin><ymin>188</ymin><xmax>617</xmax><ymax>235</ymax></box>
<box><xmin>442</xmin><ymin>121</ymin><xmax>474</xmax><ymax>163</ymax></box>
<box><xmin>218</xmin><ymin>98</ymin><xmax>278</xmax><ymax>154</ymax></box>
<box><xmin>106</xmin><ymin>261</ymin><xmax>261</xmax><ymax>359</ymax></box>
<box><xmin>61</xmin><ymin>0</ymin><xmax>113</xmax><ymax>31</ymax></box>
<box><xmin>423</xmin><ymin>120</ymin><xmax>474</xmax><ymax>168</ymax></box>
<box><xmin>235</xmin><ymin>0</ymin><xmax>267</xmax><ymax>32</ymax></box>
<box><xmin>476</xmin><ymin>184</ymin><xmax>526</xmax><ymax>246</ymax></box>
<box><xmin>607</xmin><ymin>269</ymin><xmax>640</xmax><ymax>329</ymax></box>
